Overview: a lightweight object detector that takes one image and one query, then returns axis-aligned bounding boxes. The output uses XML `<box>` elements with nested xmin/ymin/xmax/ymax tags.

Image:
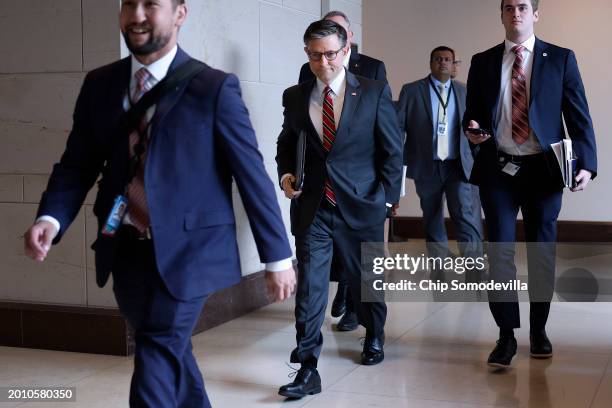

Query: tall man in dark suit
<box><xmin>397</xmin><ymin>46</ymin><xmax>483</xmax><ymax>281</ymax></box>
<box><xmin>298</xmin><ymin>10</ymin><xmax>389</xmax><ymax>332</ymax></box>
<box><xmin>276</xmin><ymin>20</ymin><xmax>402</xmax><ymax>398</ymax></box>
<box><xmin>464</xmin><ymin>0</ymin><xmax>597</xmax><ymax>369</ymax></box>
<box><xmin>23</xmin><ymin>0</ymin><xmax>296</xmax><ymax>406</ymax></box>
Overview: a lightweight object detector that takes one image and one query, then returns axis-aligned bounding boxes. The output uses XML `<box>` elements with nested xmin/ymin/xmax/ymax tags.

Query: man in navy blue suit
<box><xmin>24</xmin><ymin>0</ymin><xmax>296</xmax><ymax>406</ymax></box>
<box><xmin>464</xmin><ymin>0</ymin><xmax>597</xmax><ymax>369</ymax></box>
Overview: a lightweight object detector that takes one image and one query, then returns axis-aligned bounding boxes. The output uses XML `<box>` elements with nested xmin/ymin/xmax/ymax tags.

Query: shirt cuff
<box><xmin>36</xmin><ymin>215</ymin><xmax>60</xmax><ymax>238</ymax></box>
<box><xmin>265</xmin><ymin>257</ymin><xmax>293</xmax><ymax>272</ymax></box>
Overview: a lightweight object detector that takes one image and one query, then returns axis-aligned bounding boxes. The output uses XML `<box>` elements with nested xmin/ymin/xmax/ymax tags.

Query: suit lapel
<box><xmin>149</xmin><ymin>47</ymin><xmax>192</xmax><ymax>136</ymax></box>
<box><xmin>489</xmin><ymin>42</ymin><xmax>505</xmax><ymax>124</ymax></box>
<box><xmin>530</xmin><ymin>38</ymin><xmax>547</xmax><ymax>106</ymax></box>
<box><xmin>419</xmin><ymin>77</ymin><xmax>433</xmax><ymax>126</ymax></box>
<box><xmin>332</xmin><ymin>70</ymin><xmax>361</xmax><ymax>153</ymax></box>
<box><xmin>299</xmin><ymin>80</ymin><xmax>326</xmax><ymax>157</ymax></box>
<box><xmin>109</xmin><ymin>58</ymin><xmax>132</xmax><ymax>179</ymax></box>
<box><xmin>348</xmin><ymin>52</ymin><xmax>361</xmax><ymax>76</ymax></box>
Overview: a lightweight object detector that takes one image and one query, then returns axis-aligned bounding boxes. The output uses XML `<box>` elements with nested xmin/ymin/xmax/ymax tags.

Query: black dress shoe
<box><xmin>278</xmin><ymin>367</ymin><xmax>321</xmax><ymax>399</ymax></box>
<box><xmin>336</xmin><ymin>311</ymin><xmax>358</xmax><ymax>331</ymax></box>
<box><xmin>530</xmin><ymin>331</ymin><xmax>553</xmax><ymax>359</ymax></box>
<box><xmin>361</xmin><ymin>334</ymin><xmax>385</xmax><ymax>365</ymax></box>
<box><xmin>331</xmin><ymin>282</ymin><xmax>348</xmax><ymax>317</ymax></box>
<box><xmin>487</xmin><ymin>336</ymin><xmax>517</xmax><ymax>369</ymax></box>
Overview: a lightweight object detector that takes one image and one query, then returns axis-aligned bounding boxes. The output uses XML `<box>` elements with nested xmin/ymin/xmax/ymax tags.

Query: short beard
<box><xmin>122</xmin><ymin>30</ymin><xmax>172</xmax><ymax>57</ymax></box>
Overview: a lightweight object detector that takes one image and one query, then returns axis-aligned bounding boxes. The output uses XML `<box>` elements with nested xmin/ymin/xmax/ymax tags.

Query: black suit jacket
<box><xmin>299</xmin><ymin>51</ymin><xmax>387</xmax><ymax>84</ymax></box>
<box><xmin>276</xmin><ymin>71</ymin><xmax>403</xmax><ymax>235</ymax></box>
<box><xmin>463</xmin><ymin>38</ymin><xmax>597</xmax><ymax>186</ymax></box>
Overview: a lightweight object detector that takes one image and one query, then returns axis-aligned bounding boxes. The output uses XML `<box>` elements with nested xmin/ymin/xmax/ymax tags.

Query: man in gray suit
<box><xmin>397</xmin><ymin>46</ymin><xmax>483</xmax><ymax>280</ymax></box>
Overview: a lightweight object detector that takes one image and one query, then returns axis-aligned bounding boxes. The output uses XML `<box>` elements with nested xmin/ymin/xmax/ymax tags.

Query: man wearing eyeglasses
<box><xmin>298</xmin><ymin>10</ymin><xmax>389</xmax><ymax>334</ymax></box>
<box><xmin>397</xmin><ymin>46</ymin><xmax>483</xmax><ymax>283</ymax></box>
<box><xmin>276</xmin><ymin>19</ymin><xmax>402</xmax><ymax>399</ymax></box>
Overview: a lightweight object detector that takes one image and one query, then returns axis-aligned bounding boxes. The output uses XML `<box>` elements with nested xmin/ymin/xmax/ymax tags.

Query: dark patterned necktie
<box><xmin>511</xmin><ymin>45</ymin><xmax>529</xmax><ymax>145</ymax></box>
<box><xmin>126</xmin><ymin>67</ymin><xmax>152</xmax><ymax>232</ymax></box>
<box><xmin>322</xmin><ymin>86</ymin><xmax>337</xmax><ymax>205</ymax></box>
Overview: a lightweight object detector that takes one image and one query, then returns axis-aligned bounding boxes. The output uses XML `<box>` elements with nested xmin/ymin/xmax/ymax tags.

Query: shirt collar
<box><xmin>130</xmin><ymin>45</ymin><xmax>178</xmax><ymax>83</ymax></box>
<box><xmin>316</xmin><ymin>67</ymin><xmax>346</xmax><ymax>98</ymax></box>
<box><xmin>343</xmin><ymin>47</ymin><xmax>351</xmax><ymax>68</ymax></box>
<box><xmin>504</xmin><ymin>34</ymin><xmax>535</xmax><ymax>54</ymax></box>
<box><xmin>429</xmin><ymin>74</ymin><xmax>451</xmax><ymax>89</ymax></box>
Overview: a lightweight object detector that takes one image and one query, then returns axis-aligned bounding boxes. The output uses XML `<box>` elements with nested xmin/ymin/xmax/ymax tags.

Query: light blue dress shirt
<box><xmin>429</xmin><ymin>75</ymin><xmax>459</xmax><ymax>160</ymax></box>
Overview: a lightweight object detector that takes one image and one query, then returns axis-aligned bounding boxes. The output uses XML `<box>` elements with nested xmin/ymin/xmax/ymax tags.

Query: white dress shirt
<box><xmin>495</xmin><ymin>34</ymin><xmax>542</xmax><ymax>155</ymax></box>
<box><xmin>38</xmin><ymin>46</ymin><xmax>292</xmax><ymax>272</ymax></box>
<box><xmin>309</xmin><ymin>68</ymin><xmax>347</xmax><ymax>142</ymax></box>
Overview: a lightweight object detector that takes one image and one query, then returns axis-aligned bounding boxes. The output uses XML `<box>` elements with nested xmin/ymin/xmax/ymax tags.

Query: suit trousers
<box><xmin>329</xmin><ymin>248</ymin><xmax>354</xmax><ymax>314</ymax></box>
<box><xmin>112</xmin><ymin>229</ymin><xmax>211</xmax><ymax>408</ymax></box>
<box><xmin>478</xmin><ymin>153</ymin><xmax>562</xmax><ymax>331</ymax></box>
<box><xmin>293</xmin><ymin>202</ymin><xmax>386</xmax><ymax>367</ymax></box>
<box><xmin>414</xmin><ymin>160</ymin><xmax>483</xmax><ymax>271</ymax></box>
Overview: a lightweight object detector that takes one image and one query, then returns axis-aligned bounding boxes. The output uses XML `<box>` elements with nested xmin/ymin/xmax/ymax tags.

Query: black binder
<box><xmin>294</xmin><ymin>130</ymin><xmax>306</xmax><ymax>192</ymax></box>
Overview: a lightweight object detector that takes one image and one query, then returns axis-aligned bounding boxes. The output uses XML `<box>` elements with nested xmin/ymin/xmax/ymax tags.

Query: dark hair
<box><xmin>303</xmin><ymin>19</ymin><xmax>347</xmax><ymax>48</ymax></box>
<box><xmin>171</xmin><ymin>0</ymin><xmax>185</xmax><ymax>8</ymax></box>
<box><xmin>323</xmin><ymin>10</ymin><xmax>350</xmax><ymax>27</ymax></box>
<box><xmin>500</xmin><ymin>0</ymin><xmax>539</xmax><ymax>12</ymax></box>
<box><xmin>430</xmin><ymin>46</ymin><xmax>455</xmax><ymax>62</ymax></box>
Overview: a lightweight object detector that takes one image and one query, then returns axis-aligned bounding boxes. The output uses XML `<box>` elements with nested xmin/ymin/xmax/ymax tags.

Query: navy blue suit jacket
<box><xmin>38</xmin><ymin>48</ymin><xmax>292</xmax><ymax>300</ymax></box>
<box><xmin>298</xmin><ymin>52</ymin><xmax>387</xmax><ymax>84</ymax></box>
<box><xmin>463</xmin><ymin>38</ymin><xmax>597</xmax><ymax>185</ymax></box>
<box><xmin>276</xmin><ymin>71</ymin><xmax>403</xmax><ymax>235</ymax></box>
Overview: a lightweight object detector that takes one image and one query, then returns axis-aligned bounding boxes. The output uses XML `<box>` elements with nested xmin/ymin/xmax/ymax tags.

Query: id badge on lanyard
<box><xmin>101</xmin><ymin>195</ymin><xmax>129</xmax><ymax>236</ymax></box>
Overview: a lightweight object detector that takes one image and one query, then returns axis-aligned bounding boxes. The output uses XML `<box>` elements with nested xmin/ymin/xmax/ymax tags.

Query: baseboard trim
<box><xmin>0</xmin><ymin>269</ymin><xmax>275</xmax><ymax>356</ymax></box>
<box><xmin>389</xmin><ymin>217</ymin><xmax>612</xmax><ymax>242</ymax></box>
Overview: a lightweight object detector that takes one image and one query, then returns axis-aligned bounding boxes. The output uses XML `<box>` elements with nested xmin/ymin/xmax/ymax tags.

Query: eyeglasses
<box><xmin>431</xmin><ymin>56</ymin><xmax>454</xmax><ymax>63</ymax></box>
<box><xmin>306</xmin><ymin>47</ymin><xmax>345</xmax><ymax>62</ymax></box>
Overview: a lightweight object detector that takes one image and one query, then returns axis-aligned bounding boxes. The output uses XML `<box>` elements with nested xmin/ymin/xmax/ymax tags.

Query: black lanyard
<box><xmin>429</xmin><ymin>77</ymin><xmax>453</xmax><ymax>117</ymax></box>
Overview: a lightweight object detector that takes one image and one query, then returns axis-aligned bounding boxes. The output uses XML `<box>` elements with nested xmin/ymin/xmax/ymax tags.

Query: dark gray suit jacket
<box><xmin>397</xmin><ymin>76</ymin><xmax>473</xmax><ymax>181</ymax></box>
<box><xmin>276</xmin><ymin>71</ymin><xmax>403</xmax><ymax>235</ymax></box>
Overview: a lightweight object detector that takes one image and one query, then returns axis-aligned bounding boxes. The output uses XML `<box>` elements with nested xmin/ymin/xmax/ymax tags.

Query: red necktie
<box><xmin>511</xmin><ymin>45</ymin><xmax>530</xmax><ymax>145</ymax></box>
<box><xmin>126</xmin><ymin>68</ymin><xmax>152</xmax><ymax>232</ymax></box>
<box><xmin>322</xmin><ymin>86</ymin><xmax>337</xmax><ymax>206</ymax></box>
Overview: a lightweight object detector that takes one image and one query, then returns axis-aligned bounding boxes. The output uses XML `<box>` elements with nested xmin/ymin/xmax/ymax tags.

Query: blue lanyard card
<box><xmin>102</xmin><ymin>195</ymin><xmax>129</xmax><ymax>237</ymax></box>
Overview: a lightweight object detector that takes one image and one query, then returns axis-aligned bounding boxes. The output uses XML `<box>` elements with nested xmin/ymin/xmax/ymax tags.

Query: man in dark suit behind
<box><xmin>464</xmin><ymin>0</ymin><xmax>597</xmax><ymax>369</ymax></box>
<box><xmin>276</xmin><ymin>20</ymin><xmax>402</xmax><ymax>398</ymax></box>
<box><xmin>397</xmin><ymin>46</ymin><xmax>483</xmax><ymax>281</ymax></box>
<box><xmin>298</xmin><ymin>10</ymin><xmax>388</xmax><ymax>332</ymax></box>
<box><xmin>299</xmin><ymin>11</ymin><xmax>387</xmax><ymax>84</ymax></box>
<box><xmin>23</xmin><ymin>0</ymin><xmax>296</xmax><ymax>406</ymax></box>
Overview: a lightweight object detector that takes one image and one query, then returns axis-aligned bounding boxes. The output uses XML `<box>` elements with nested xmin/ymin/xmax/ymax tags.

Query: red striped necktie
<box><xmin>511</xmin><ymin>45</ymin><xmax>530</xmax><ymax>145</ymax></box>
<box><xmin>126</xmin><ymin>67</ymin><xmax>152</xmax><ymax>232</ymax></box>
<box><xmin>322</xmin><ymin>86</ymin><xmax>337</xmax><ymax>206</ymax></box>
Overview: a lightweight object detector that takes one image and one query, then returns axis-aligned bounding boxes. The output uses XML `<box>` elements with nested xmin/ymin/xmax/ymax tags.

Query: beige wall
<box><xmin>364</xmin><ymin>0</ymin><xmax>611</xmax><ymax>222</ymax></box>
<box><xmin>0</xmin><ymin>0</ymin><xmax>362</xmax><ymax>307</ymax></box>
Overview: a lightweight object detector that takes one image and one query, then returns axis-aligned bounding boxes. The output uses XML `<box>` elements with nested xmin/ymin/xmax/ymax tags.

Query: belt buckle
<box><xmin>137</xmin><ymin>227</ymin><xmax>152</xmax><ymax>240</ymax></box>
